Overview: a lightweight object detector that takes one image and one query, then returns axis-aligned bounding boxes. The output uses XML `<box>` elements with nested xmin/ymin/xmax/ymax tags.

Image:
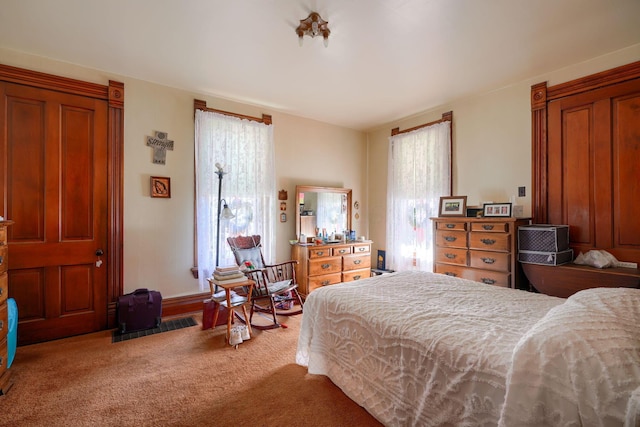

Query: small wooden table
<box><xmin>206</xmin><ymin>278</ymin><xmax>254</xmax><ymax>344</ymax></box>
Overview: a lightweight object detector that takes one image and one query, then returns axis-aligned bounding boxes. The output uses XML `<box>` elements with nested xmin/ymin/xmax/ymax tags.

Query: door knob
<box><xmin>96</xmin><ymin>249</ymin><xmax>104</xmax><ymax>256</ymax></box>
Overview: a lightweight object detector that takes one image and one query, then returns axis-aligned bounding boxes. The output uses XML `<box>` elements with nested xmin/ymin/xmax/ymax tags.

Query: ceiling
<box><xmin>1</xmin><ymin>0</ymin><xmax>639</xmax><ymax>131</ymax></box>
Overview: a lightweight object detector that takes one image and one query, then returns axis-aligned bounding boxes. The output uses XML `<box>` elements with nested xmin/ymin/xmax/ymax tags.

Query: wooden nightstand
<box><xmin>206</xmin><ymin>278</ymin><xmax>254</xmax><ymax>345</ymax></box>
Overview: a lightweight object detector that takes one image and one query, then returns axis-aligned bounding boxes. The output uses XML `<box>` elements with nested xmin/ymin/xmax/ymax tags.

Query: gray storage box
<box><xmin>518</xmin><ymin>249</ymin><xmax>573</xmax><ymax>266</ymax></box>
<box><xmin>518</xmin><ymin>224</ymin><xmax>570</xmax><ymax>252</ymax></box>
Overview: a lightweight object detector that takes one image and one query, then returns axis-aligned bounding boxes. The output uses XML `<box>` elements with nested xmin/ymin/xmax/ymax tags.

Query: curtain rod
<box><xmin>194</xmin><ymin>99</ymin><xmax>272</xmax><ymax>125</ymax></box>
<box><xmin>391</xmin><ymin>111</ymin><xmax>452</xmax><ymax>136</ymax></box>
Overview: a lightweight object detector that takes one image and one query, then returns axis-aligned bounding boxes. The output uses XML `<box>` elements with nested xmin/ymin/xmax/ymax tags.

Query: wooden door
<box><xmin>0</xmin><ymin>81</ymin><xmax>109</xmax><ymax>345</ymax></box>
<box><xmin>545</xmin><ymin>78</ymin><xmax>640</xmax><ymax>262</ymax></box>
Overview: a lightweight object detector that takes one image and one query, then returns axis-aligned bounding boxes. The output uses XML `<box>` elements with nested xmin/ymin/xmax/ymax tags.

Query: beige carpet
<box><xmin>0</xmin><ymin>313</ymin><xmax>382</xmax><ymax>427</ymax></box>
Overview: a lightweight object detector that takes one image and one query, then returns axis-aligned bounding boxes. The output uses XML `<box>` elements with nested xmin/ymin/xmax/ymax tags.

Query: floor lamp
<box><xmin>215</xmin><ymin>163</ymin><xmax>235</xmax><ymax>269</ymax></box>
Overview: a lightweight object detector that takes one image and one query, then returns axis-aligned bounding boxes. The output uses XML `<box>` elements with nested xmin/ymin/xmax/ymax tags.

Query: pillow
<box><xmin>233</xmin><ymin>247</ymin><xmax>264</xmax><ymax>268</ymax></box>
<box><xmin>253</xmin><ymin>279</ymin><xmax>292</xmax><ymax>297</ymax></box>
<box><xmin>500</xmin><ymin>288</ymin><xmax>640</xmax><ymax>426</ymax></box>
<box><xmin>568</xmin><ymin>287</ymin><xmax>640</xmax><ymax>323</ymax></box>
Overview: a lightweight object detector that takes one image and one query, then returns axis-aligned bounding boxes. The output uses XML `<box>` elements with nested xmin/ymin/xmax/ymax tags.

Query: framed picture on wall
<box><xmin>483</xmin><ymin>202</ymin><xmax>511</xmax><ymax>217</ymax></box>
<box><xmin>150</xmin><ymin>176</ymin><xmax>171</xmax><ymax>198</ymax></box>
<box><xmin>438</xmin><ymin>196</ymin><xmax>467</xmax><ymax>217</ymax></box>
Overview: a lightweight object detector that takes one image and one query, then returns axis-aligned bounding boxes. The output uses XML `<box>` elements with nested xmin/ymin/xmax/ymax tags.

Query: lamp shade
<box><xmin>221</xmin><ymin>204</ymin><xmax>235</xmax><ymax>219</ymax></box>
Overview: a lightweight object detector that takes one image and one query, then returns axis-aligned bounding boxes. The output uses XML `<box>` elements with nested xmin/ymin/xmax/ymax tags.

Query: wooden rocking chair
<box><xmin>226</xmin><ymin>235</ymin><xmax>303</xmax><ymax>329</ymax></box>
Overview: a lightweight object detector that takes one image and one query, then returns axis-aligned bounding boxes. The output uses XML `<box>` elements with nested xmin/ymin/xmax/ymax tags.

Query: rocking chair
<box><xmin>226</xmin><ymin>235</ymin><xmax>303</xmax><ymax>329</ymax></box>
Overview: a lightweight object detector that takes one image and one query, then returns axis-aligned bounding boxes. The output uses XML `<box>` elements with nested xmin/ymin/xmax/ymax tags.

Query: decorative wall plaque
<box><xmin>150</xmin><ymin>176</ymin><xmax>171</xmax><ymax>198</ymax></box>
<box><xmin>146</xmin><ymin>131</ymin><xmax>174</xmax><ymax>165</ymax></box>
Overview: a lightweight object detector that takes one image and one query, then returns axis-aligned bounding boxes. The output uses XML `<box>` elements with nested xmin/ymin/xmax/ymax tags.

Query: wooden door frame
<box><xmin>0</xmin><ymin>63</ymin><xmax>124</xmax><ymax>328</ymax></box>
<box><xmin>530</xmin><ymin>60</ymin><xmax>640</xmax><ymax>224</ymax></box>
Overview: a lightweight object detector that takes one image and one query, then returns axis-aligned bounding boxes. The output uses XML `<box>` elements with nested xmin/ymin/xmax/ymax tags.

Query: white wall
<box><xmin>2</xmin><ymin>43</ymin><xmax>638</xmax><ymax>298</ymax></box>
<box><xmin>365</xmin><ymin>44</ymin><xmax>640</xmax><ymax>260</ymax></box>
<box><xmin>0</xmin><ymin>47</ymin><xmax>367</xmax><ymax>298</ymax></box>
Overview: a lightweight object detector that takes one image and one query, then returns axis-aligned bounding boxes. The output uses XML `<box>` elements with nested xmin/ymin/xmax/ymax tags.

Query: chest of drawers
<box><xmin>431</xmin><ymin>217</ymin><xmax>530</xmax><ymax>289</ymax></box>
<box><xmin>292</xmin><ymin>241</ymin><xmax>372</xmax><ymax>296</ymax></box>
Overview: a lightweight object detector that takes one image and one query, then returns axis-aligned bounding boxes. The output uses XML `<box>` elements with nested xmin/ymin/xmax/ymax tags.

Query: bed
<box><xmin>296</xmin><ymin>271</ymin><xmax>640</xmax><ymax>426</ymax></box>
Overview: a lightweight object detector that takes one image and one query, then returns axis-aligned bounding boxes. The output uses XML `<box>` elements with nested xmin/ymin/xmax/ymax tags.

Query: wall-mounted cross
<box><xmin>146</xmin><ymin>131</ymin><xmax>174</xmax><ymax>165</ymax></box>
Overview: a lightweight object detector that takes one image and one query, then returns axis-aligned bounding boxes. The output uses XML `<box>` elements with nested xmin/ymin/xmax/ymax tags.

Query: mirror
<box><xmin>295</xmin><ymin>185</ymin><xmax>352</xmax><ymax>240</ymax></box>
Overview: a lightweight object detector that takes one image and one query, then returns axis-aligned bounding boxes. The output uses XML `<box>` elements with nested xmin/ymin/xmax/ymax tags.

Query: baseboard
<box><xmin>161</xmin><ymin>292</ymin><xmax>210</xmax><ymax>317</ymax></box>
<box><xmin>107</xmin><ymin>291</ymin><xmax>210</xmax><ymax>328</ymax></box>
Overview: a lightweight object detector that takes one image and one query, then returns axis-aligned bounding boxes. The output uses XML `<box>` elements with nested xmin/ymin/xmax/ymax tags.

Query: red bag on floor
<box><xmin>202</xmin><ymin>299</ymin><xmax>229</xmax><ymax>330</ymax></box>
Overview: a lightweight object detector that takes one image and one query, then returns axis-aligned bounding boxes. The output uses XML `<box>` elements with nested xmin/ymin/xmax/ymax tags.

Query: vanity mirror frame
<box><xmin>295</xmin><ymin>185</ymin><xmax>352</xmax><ymax>240</ymax></box>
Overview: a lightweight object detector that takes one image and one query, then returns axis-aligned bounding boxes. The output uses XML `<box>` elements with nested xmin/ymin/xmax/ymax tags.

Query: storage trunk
<box><xmin>117</xmin><ymin>288</ymin><xmax>162</xmax><ymax>333</ymax></box>
<box><xmin>518</xmin><ymin>225</ymin><xmax>570</xmax><ymax>252</ymax></box>
<box><xmin>518</xmin><ymin>249</ymin><xmax>573</xmax><ymax>266</ymax></box>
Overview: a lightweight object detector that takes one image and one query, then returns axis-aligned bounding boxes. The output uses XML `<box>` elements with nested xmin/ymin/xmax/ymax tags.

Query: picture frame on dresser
<box><xmin>483</xmin><ymin>202</ymin><xmax>512</xmax><ymax>217</ymax></box>
<box><xmin>438</xmin><ymin>196</ymin><xmax>467</xmax><ymax>217</ymax></box>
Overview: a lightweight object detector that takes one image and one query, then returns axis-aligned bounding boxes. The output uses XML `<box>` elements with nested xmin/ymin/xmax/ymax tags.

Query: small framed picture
<box><xmin>483</xmin><ymin>202</ymin><xmax>512</xmax><ymax>217</ymax></box>
<box><xmin>280</xmin><ymin>212</ymin><xmax>287</xmax><ymax>222</ymax></box>
<box><xmin>150</xmin><ymin>176</ymin><xmax>171</xmax><ymax>198</ymax></box>
<box><xmin>439</xmin><ymin>196</ymin><xmax>467</xmax><ymax>217</ymax></box>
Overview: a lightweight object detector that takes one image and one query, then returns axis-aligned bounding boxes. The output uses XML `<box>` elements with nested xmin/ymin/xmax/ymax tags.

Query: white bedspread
<box><xmin>499</xmin><ymin>287</ymin><xmax>640</xmax><ymax>427</ymax></box>
<box><xmin>296</xmin><ymin>271</ymin><xmax>564</xmax><ymax>426</ymax></box>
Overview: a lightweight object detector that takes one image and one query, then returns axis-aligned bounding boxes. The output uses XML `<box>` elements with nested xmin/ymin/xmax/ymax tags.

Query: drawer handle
<box><xmin>482</xmin><ymin>225</ymin><xmax>494</xmax><ymax>230</ymax></box>
<box><xmin>444</xmin><ymin>236</ymin><xmax>457</xmax><ymax>242</ymax></box>
<box><xmin>444</xmin><ymin>272</ymin><xmax>457</xmax><ymax>277</ymax></box>
<box><xmin>338</xmin><ymin>249</ymin><xmax>347</xmax><ymax>254</ymax></box>
<box><xmin>481</xmin><ymin>257</ymin><xmax>496</xmax><ymax>264</ymax></box>
<box><xmin>445</xmin><ymin>253</ymin><xmax>457</xmax><ymax>259</ymax></box>
<box><xmin>481</xmin><ymin>278</ymin><xmax>496</xmax><ymax>285</ymax></box>
<box><xmin>0</xmin><ymin>288</ymin><xmax>2</xmax><ymax>296</ymax></box>
<box><xmin>0</xmin><ymin>255</ymin><xmax>3</xmax><ymax>265</ymax></box>
<box><xmin>445</xmin><ymin>224</ymin><xmax>455</xmax><ymax>229</ymax></box>
<box><xmin>321</xmin><ymin>263</ymin><xmax>330</xmax><ymax>269</ymax></box>
<box><xmin>358</xmin><ymin>247</ymin><xmax>366</xmax><ymax>252</ymax></box>
<box><xmin>354</xmin><ymin>260</ymin><xmax>362</xmax><ymax>265</ymax></box>
<box><xmin>316</xmin><ymin>251</ymin><xmax>324</xmax><ymax>256</ymax></box>
<box><xmin>0</xmin><ymin>320</ymin><xmax>3</xmax><ymax>330</ymax></box>
<box><xmin>353</xmin><ymin>275</ymin><xmax>361</xmax><ymax>280</ymax></box>
<box><xmin>480</xmin><ymin>238</ymin><xmax>496</xmax><ymax>245</ymax></box>
<box><xmin>321</xmin><ymin>280</ymin><xmax>330</xmax><ymax>286</ymax></box>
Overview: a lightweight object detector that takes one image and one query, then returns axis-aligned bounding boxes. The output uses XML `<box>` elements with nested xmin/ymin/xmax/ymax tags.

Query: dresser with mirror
<box><xmin>291</xmin><ymin>185</ymin><xmax>372</xmax><ymax>296</ymax></box>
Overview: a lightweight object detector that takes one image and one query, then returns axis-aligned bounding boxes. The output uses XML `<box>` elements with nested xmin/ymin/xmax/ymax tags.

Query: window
<box><xmin>386</xmin><ymin>113</ymin><xmax>452</xmax><ymax>272</ymax></box>
<box><xmin>194</xmin><ymin>104</ymin><xmax>275</xmax><ymax>291</ymax></box>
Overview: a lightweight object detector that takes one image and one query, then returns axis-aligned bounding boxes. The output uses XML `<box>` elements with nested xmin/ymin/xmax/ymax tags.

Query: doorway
<box><xmin>0</xmin><ymin>65</ymin><xmax>124</xmax><ymax>345</ymax></box>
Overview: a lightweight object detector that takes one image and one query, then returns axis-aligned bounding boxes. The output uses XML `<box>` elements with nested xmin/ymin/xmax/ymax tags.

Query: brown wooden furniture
<box><xmin>0</xmin><ymin>220</ymin><xmax>14</xmax><ymax>394</ymax></box>
<box><xmin>431</xmin><ymin>217</ymin><xmax>530</xmax><ymax>289</ymax></box>
<box><xmin>226</xmin><ymin>235</ymin><xmax>303</xmax><ymax>329</ymax></box>
<box><xmin>522</xmin><ymin>263</ymin><xmax>640</xmax><ymax>299</ymax></box>
<box><xmin>292</xmin><ymin>240</ymin><xmax>372</xmax><ymax>296</ymax></box>
<box><xmin>531</xmin><ymin>60</ymin><xmax>640</xmax><ymax>266</ymax></box>
<box><xmin>206</xmin><ymin>278</ymin><xmax>254</xmax><ymax>344</ymax></box>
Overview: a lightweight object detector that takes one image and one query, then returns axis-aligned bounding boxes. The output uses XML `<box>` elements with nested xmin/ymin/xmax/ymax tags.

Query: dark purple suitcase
<box><xmin>117</xmin><ymin>288</ymin><xmax>162</xmax><ymax>333</ymax></box>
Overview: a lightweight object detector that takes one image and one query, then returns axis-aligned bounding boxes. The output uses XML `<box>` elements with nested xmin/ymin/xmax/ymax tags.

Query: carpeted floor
<box><xmin>112</xmin><ymin>316</ymin><xmax>197</xmax><ymax>343</ymax></box>
<box><xmin>0</xmin><ymin>312</ymin><xmax>382</xmax><ymax>427</ymax></box>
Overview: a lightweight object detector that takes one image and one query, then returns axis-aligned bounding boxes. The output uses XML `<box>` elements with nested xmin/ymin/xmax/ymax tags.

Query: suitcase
<box><xmin>7</xmin><ymin>298</ymin><xmax>17</xmax><ymax>369</ymax></box>
<box><xmin>117</xmin><ymin>289</ymin><xmax>162</xmax><ymax>334</ymax></box>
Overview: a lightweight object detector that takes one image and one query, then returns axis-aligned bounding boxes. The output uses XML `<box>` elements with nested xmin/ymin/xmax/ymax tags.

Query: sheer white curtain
<box><xmin>195</xmin><ymin>109</ymin><xmax>275</xmax><ymax>291</ymax></box>
<box><xmin>316</xmin><ymin>192</ymin><xmax>346</xmax><ymax>236</ymax></box>
<box><xmin>386</xmin><ymin>121</ymin><xmax>451</xmax><ymax>272</ymax></box>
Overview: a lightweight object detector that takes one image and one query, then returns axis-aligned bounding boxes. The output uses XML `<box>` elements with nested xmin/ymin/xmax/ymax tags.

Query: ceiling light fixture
<box><xmin>296</xmin><ymin>12</ymin><xmax>330</xmax><ymax>48</ymax></box>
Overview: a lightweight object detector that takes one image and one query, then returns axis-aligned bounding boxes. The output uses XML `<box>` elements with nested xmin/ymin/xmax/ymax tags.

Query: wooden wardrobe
<box><xmin>531</xmin><ymin>60</ymin><xmax>640</xmax><ymax>265</ymax></box>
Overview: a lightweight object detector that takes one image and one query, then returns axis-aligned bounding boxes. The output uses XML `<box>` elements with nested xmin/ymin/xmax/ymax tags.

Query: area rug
<box><xmin>112</xmin><ymin>316</ymin><xmax>197</xmax><ymax>343</ymax></box>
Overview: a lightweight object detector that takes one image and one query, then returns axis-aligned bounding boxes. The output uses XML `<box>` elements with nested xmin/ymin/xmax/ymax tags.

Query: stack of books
<box><xmin>212</xmin><ymin>265</ymin><xmax>246</xmax><ymax>284</ymax></box>
<box><xmin>210</xmin><ymin>265</ymin><xmax>248</xmax><ymax>303</ymax></box>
